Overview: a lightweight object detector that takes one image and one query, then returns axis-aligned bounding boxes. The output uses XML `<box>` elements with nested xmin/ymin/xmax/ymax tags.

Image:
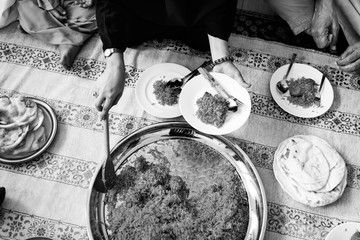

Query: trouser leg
<box><xmin>17</xmin><ymin>0</ymin><xmax>94</xmax><ymax>46</ymax></box>
<box><xmin>335</xmin><ymin>0</ymin><xmax>360</xmax><ymax>45</ymax></box>
<box><xmin>265</xmin><ymin>0</ymin><xmax>314</xmax><ymax>35</ymax></box>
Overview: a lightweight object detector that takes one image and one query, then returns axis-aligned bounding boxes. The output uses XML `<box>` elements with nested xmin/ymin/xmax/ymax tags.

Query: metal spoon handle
<box><xmin>182</xmin><ymin>59</ymin><xmax>213</xmax><ymax>85</ymax></box>
<box><xmin>318</xmin><ymin>74</ymin><xmax>326</xmax><ymax>93</ymax></box>
<box><xmin>103</xmin><ymin>114</ymin><xmax>110</xmax><ymax>156</ymax></box>
<box><xmin>284</xmin><ymin>53</ymin><xmax>297</xmax><ymax>79</ymax></box>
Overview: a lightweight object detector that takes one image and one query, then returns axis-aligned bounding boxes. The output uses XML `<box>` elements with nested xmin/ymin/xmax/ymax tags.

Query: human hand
<box><xmin>94</xmin><ymin>54</ymin><xmax>125</xmax><ymax>119</ymax></box>
<box><xmin>74</xmin><ymin>0</ymin><xmax>93</xmax><ymax>8</ymax></box>
<box><xmin>49</xmin><ymin>5</ymin><xmax>67</xmax><ymax>22</ymax></box>
<box><xmin>213</xmin><ymin>61</ymin><xmax>251</xmax><ymax>88</ymax></box>
<box><xmin>336</xmin><ymin>42</ymin><xmax>360</xmax><ymax>74</ymax></box>
<box><xmin>311</xmin><ymin>0</ymin><xmax>339</xmax><ymax>50</ymax></box>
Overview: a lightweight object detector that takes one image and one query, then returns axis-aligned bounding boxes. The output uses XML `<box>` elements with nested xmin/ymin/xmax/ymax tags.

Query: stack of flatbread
<box><xmin>273</xmin><ymin>135</ymin><xmax>347</xmax><ymax>207</ymax></box>
<box><xmin>0</xmin><ymin>96</ymin><xmax>47</xmax><ymax>156</ymax></box>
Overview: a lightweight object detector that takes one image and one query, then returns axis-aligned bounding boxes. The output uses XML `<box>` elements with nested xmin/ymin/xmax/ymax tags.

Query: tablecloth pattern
<box><xmin>0</xmin><ymin>10</ymin><xmax>359</xmax><ymax>240</ymax></box>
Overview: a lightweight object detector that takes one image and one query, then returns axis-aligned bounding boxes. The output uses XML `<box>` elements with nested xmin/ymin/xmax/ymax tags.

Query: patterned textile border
<box><xmin>0</xmin><ymin>41</ymin><xmax>142</xmax><ymax>83</ymax></box>
<box><xmin>251</xmin><ymin>93</ymin><xmax>360</xmax><ymax>137</ymax></box>
<box><xmin>0</xmin><ymin>202</ymin><xmax>348</xmax><ymax>240</ymax></box>
<box><xmin>267</xmin><ymin>202</ymin><xmax>346</xmax><ymax>240</ymax></box>
<box><xmin>0</xmin><ymin>152</ymin><xmax>97</xmax><ymax>189</ymax></box>
<box><xmin>0</xmin><ymin>208</ymin><xmax>88</xmax><ymax>240</ymax></box>
<box><xmin>1</xmin><ymin>41</ymin><xmax>360</xmax><ymax>91</ymax></box>
<box><xmin>147</xmin><ymin>40</ymin><xmax>360</xmax><ymax>91</ymax></box>
<box><xmin>1</xmin><ymin>90</ymin><xmax>360</xmax><ymax>190</ymax></box>
<box><xmin>0</xmin><ymin>89</ymin><xmax>156</xmax><ymax>137</ymax></box>
<box><xmin>0</xmin><ymin>128</ymin><xmax>359</xmax><ymax>191</ymax></box>
<box><xmin>230</xmin><ymin>137</ymin><xmax>360</xmax><ymax>189</ymax></box>
<box><xmin>1</xmin><ymin>88</ymin><xmax>359</xmax><ymax>140</ymax></box>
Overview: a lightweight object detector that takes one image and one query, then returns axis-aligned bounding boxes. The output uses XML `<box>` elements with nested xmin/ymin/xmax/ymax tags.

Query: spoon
<box><xmin>276</xmin><ymin>53</ymin><xmax>298</xmax><ymax>94</ymax></box>
<box><xmin>167</xmin><ymin>60</ymin><xmax>213</xmax><ymax>87</ymax></box>
<box><xmin>93</xmin><ymin>113</ymin><xmax>116</xmax><ymax>193</ymax></box>
<box><xmin>283</xmin><ymin>53</ymin><xmax>297</xmax><ymax>80</ymax></box>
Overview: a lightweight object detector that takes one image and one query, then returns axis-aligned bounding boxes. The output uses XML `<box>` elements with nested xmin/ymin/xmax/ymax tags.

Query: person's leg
<box><xmin>63</xmin><ymin>0</ymin><xmax>97</xmax><ymax>33</ymax></box>
<box><xmin>335</xmin><ymin>0</ymin><xmax>360</xmax><ymax>45</ymax></box>
<box><xmin>17</xmin><ymin>0</ymin><xmax>95</xmax><ymax>69</ymax></box>
<box><xmin>265</xmin><ymin>0</ymin><xmax>315</xmax><ymax>35</ymax></box>
<box><xmin>0</xmin><ymin>187</ymin><xmax>5</xmax><ymax>206</ymax></box>
<box><xmin>57</xmin><ymin>0</ymin><xmax>97</xmax><ymax>69</ymax></box>
<box><xmin>0</xmin><ymin>0</ymin><xmax>18</xmax><ymax>28</ymax></box>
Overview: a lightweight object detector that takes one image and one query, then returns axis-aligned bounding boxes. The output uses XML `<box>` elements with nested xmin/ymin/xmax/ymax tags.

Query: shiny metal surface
<box><xmin>0</xmin><ymin>97</ymin><xmax>58</xmax><ymax>164</ymax></box>
<box><xmin>86</xmin><ymin>121</ymin><xmax>267</xmax><ymax>240</ymax></box>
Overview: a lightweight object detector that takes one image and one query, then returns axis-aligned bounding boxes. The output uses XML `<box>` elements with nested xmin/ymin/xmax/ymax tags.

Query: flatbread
<box><xmin>29</xmin><ymin>108</ymin><xmax>44</xmax><ymax>131</ymax></box>
<box><xmin>276</xmin><ymin>136</ymin><xmax>330</xmax><ymax>191</ymax></box>
<box><xmin>274</xmin><ymin>158</ymin><xmax>347</xmax><ymax>207</ymax></box>
<box><xmin>9</xmin><ymin>126</ymin><xmax>47</xmax><ymax>155</ymax></box>
<box><xmin>0</xmin><ymin>125</ymin><xmax>29</xmax><ymax>153</ymax></box>
<box><xmin>10</xmin><ymin>130</ymin><xmax>36</xmax><ymax>155</ymax></box>
<box><xmin>273</xmin><ymin>135</ymin><xmax>347</xmax><ymax>207</ymax></box>
<box><xmin>0</xmin><ymin>96</ymin><xmax>38</xmax><ymax>129</ymax></box>
<box><xmin>30</xmin><ymin>126</ymin><xmax>47</xmax><ymax>150</ymax></box>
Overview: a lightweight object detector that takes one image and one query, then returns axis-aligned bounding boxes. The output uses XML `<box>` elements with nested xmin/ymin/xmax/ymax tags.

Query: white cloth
<box><xmin>0</xmin><ymin>0</ymin><xmax>18</xmax><ymax>29</ymax></box>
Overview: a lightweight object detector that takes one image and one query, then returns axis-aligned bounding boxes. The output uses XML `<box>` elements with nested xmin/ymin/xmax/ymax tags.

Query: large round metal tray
<box><xmin>86</xmin><ymin>121</ymin><xmax>267</xmax><ymax>240</ymax></box>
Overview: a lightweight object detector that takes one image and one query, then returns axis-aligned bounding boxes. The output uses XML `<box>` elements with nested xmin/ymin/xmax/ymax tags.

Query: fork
<box><xmin>197</xmin><ymin>67</ymin><xmax>242</xmax><ymax>112</ymax></box>
<box><xmin>315</xmin><ymin>74</ymin><xmax>326</xmax><ymax>101</ymax></box>
<box><xmin>167</xmin><ymin>60</ymin><xmax>213</xmax><ymax>87</ymax></box>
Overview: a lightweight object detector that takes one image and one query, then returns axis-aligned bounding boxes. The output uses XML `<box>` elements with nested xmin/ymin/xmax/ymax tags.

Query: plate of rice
<box><xmin>270</xmin><ymin>63</ymin><xmax>334</xmax><ymax>118</ymax></box>
<box><xmin>87</xmin><ymin>122</ymin><xmax>267</xmax><ymax>240</ymax></box>
<box><xmin>135</xmin><ymin>63</ymin><xmax>191</xmax><ymax>119</ymax></box>
<box><xmin>179</xmin><ymin>72</ymin><xmax>251</xmax><ymax>135</ymax></box>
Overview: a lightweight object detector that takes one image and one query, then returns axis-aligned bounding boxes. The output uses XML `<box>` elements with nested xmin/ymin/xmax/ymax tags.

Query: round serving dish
<box><xmin>0</xmin><ymin>97</ymin><xmax>58</xmax><ymax>164</ymax></box>
<box><xmin>86</xmin><ymin>121</ymin><xmax>267</xmax><ymax>240</ymax></box>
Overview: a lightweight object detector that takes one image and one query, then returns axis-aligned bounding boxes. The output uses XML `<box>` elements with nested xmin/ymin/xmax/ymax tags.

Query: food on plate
<box><xmin>29</xmin><ymin>108</ymin><xmax>44</xmax><ymax>131</ymax></box>
<box><xmin>0</xmin><ymin>96</ymin><xmax>48</xmax><ymax>156</ymax></box>
<box><xmin>196</xmin><ymin>92</ymin><xmax>229</xmax><ymax>128</ymax></box>
<box><xmin>9</xmin><ymin>126</ymin><xmax>47</xmax><ymax>155</ymax></box>
<box><xmin>277</xmin><ymin>77</ymin><xmax>320</xmax><ymax>108</ymax></box>
<box><xmin>0</xmin><ymin>96</ymin><xmax>38</xmax><ymax>128</ymax></box>
<box><xmin>153</xmin><ymin>79</ymin><xmax>181</xmax><ymax>106</ymax></box>
<box><xmin>0</xmin><ymin>125</ymin><xmax>29</xmax><ymax>153</ymax></box>
<box><xmin>105</xmin><ymin>155</ymin><xmax>249</xmax><ymax>240</ymax></box>
<box><xmin>273</xmin><ymin>135</ymin><xmax>347</xmax><ymax>207</ymax></box>
<box><xmin>351</xmin><ymin>230</ymin><xmax>360</xmax><ymax>240</ymax></box>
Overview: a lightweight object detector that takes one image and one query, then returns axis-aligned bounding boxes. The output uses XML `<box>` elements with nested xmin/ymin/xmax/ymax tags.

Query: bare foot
<box><xmin>74</xmin><ymin>0</ymin><xmax>93</xmax><ymax>8</ymax></box>
<box><xmin>58</xmin><ymin>44</ymin><xmax>81</xmax><ymax>70</ymax></box>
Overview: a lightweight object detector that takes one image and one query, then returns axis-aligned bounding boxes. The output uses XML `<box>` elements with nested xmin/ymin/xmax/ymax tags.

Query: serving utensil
<box><xmin>93</xmin><ymin>113</ymin><xmax>116</xmax><ymax>193</ymax></box>
<box><xmin>167</xmin><ymin>60</ymin><xmax>213</xmax><ymax>87</ymax></box>
<box><xmin>198</xmin><ymin>67</ymin><xmax>242</xmax><ymax>112</ymax></box>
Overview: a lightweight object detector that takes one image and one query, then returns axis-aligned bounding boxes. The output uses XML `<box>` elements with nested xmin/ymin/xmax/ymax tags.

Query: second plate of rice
<box><xmin>179</xmin><ymin>72</ymin><xmax>251</xmax><ymax>135</ymax></box>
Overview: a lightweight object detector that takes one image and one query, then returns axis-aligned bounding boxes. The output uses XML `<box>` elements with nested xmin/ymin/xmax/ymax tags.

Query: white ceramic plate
<box><xmin>270</xmin><ymin>63</ymin><xmax>334</xmax><ymax>118</ymax></box>
<box><xmin>326</xmin><ymin>222</ymin><xmax>360</xmax><ymax>240</ymax></box>
<box><xmin>0</xmin><ymin>97</ymin><xmax>58</xmax><ymax>164</ymax></box>
<box><xmin>179</xmin><ymin>72</ymin><xmax>251</xmax><ymax>135</ymax></box>
<box><xmin>135</xmin><ymin>63</ymin><xmax>191</xmax><ymax>118</ymax></box>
